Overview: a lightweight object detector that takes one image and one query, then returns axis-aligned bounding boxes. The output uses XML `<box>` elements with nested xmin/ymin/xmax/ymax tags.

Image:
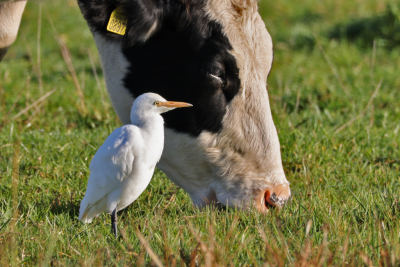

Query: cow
<box><xmin>1</xmin><ymin>0</ymin><xmax>291</xmax><ymax>212</ymax></box>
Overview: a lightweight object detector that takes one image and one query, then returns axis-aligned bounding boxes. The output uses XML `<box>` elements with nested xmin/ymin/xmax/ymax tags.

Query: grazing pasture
<box><xmin>0</xmin><ymin>0</ymin><xmax>399</xmax><ymax>265</ymax></box>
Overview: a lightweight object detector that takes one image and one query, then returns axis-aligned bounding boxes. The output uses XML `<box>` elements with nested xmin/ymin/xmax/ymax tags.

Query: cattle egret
<box><xmin>79</xmin><ymin>93</ymin><xmax>192</xmax><ymax>237</ymax></box>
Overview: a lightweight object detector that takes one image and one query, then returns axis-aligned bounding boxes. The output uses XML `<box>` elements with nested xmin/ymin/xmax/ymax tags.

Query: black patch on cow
<box><xmin>78</xmin><ymin>0</ymin><xmax>241</xmax><ymax>136</ymax></box>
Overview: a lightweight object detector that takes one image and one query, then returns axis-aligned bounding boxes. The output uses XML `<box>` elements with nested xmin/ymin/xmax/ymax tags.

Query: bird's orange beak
<box><xmin>158</xmin><ymin>101</ymin><xmax>193</xmax><ymax>108</ymax></box>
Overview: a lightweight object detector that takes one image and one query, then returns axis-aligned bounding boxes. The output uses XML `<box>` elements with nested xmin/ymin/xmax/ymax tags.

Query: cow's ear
<box><xmin>78</xmin><ymin>0</ymin><xmax>163</xmax><ymax>46</ymax></box>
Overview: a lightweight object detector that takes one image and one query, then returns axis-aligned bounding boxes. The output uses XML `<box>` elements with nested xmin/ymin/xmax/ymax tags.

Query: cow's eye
<box><xmin>154</xmin><ymin>101</ymin><xmax>160</xmax><ymax>106</ymax></box>
<box><xmin>208</xmin><ymin>72</ymin><xmax>226</xmax><ymax>88</ymax></box>
<box><xmin>209</xmin><ymin>73</ymin><xmax>223</xmax><ymax>83</ymax></box>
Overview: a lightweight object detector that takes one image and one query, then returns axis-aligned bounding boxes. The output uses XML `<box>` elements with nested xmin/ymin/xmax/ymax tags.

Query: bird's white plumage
<box><xmin>79</xmin><ymin>93</ymin><xmax>190</xmax><ymax>223</ymax></box>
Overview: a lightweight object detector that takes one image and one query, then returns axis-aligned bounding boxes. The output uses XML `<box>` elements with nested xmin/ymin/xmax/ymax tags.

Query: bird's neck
<box><xmin>130</xmin><ymin>111</ymin><xmax>164</xmax><ymax>133</ymax></box>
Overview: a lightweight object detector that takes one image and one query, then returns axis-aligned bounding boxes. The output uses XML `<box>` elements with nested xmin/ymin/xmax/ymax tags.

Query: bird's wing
<box><xmin>89</xmin><ymin>125</ymin><xmax>142</xmax><ymax>184</ymax></box>
<box><xmin>79</xmin><ymin>125</ymin><xmax>143</xmax><ymax>220</ymax></box>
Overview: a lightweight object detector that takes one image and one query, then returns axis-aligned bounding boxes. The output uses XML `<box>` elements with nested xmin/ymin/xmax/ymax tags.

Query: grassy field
<box><xmin>0</xmin><ymin>0</ymin><xmax>399</xmax><ymax>265</ymax></box>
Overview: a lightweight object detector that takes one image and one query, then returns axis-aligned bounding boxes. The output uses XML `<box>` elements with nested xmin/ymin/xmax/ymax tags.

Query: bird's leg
<box><xmin>111</xmin><ymin>207</ymin><xmax>118</xmax><ymax>238</ymax></box>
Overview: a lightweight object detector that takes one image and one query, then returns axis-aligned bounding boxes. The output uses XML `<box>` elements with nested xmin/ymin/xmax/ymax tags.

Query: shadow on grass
<box><xmin>49</xmin><ymin>192</ymin><xmax>80</xmax><ymax>218</ymax></box>
<box><xmin>328</xmin><ymin>4</ymin><xmax>400</xmax><ymax>49</ymax></box>
<box><xmin>279</xmin><ymin>4</ymin><xmax>400</xmax><ymax>51</ymax></box>
<box><xmin>373</xmin><ymin>157</ymin><xmax>400</xmax><ymax>168</ymax></box>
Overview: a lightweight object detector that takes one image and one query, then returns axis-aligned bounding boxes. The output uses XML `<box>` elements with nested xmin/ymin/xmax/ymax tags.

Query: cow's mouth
<box><xmin>203</xmin><ymin>186</ymin><xmax>290</xmax><ymax>212</ymax></box>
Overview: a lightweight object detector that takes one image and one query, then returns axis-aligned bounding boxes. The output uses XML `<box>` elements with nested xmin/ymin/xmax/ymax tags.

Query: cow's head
<box><xmin>79</xmin><ymin>0</ymin><xmax>290</xmax><ymax>212</ymax></box>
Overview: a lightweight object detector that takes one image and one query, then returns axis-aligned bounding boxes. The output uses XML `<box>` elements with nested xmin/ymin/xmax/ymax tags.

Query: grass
<box><xmin>0</xmin><ymin>0</ymin><xmax>399</xmax><ymax>265</ymax></box>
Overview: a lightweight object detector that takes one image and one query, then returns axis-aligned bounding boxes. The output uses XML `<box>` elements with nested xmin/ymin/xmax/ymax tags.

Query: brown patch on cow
<box><xmin>231</xmin><ymin>3</ymin><xmax>243</xmax><ymax>17</ymax></box>
<box><xmin>231</xmin><ymin>0</ymin><xmax>253</xmax><ymax>18</ymax></box>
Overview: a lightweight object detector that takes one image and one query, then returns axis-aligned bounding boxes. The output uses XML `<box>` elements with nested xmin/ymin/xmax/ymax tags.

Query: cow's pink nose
<box><xmin>254</xmin><ymin>184</ymin><xmax>291</xmax><ymax>213</ymax></box>
<box><xmin>264</xmin><ymin>183</ymin><xmax>291</xmax><ymax>209</ymax></box>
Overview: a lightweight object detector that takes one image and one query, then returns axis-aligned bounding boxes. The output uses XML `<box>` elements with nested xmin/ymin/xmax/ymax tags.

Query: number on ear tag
<box><xmin>107</xmin><ymin>7</ymin><xmax>127</xmax><ymax>35</ymax></box>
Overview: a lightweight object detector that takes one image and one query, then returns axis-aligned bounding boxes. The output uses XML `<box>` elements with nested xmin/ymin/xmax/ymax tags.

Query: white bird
<box><xmin>78</xmin><ymin>93</ymin><xmax>192</xmax><ymax>237</ymax></box>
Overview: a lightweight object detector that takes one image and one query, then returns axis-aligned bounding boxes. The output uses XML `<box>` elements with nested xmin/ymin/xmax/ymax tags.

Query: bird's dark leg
<box><xmin>111</xmin><ymin>207</ymin><xmax>118</xmax><ymax>238</ymax></box>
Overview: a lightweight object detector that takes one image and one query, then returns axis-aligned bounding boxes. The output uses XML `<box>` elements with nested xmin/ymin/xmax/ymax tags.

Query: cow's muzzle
<box><xmin>255</xmin><ymin>183</ymin><xmax>291</xmax><ymax>212</ymax></box>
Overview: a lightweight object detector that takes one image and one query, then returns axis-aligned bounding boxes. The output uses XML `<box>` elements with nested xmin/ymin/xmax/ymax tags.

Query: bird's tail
<box><xmin>79</xmin><ymin>198</ymin><xmax>94</xmax><ymax>223</ymax></box>
<box><xmin>79</xmin><ymin>194</ymin><xmax>112</xmax><ymax>223</ymax></box>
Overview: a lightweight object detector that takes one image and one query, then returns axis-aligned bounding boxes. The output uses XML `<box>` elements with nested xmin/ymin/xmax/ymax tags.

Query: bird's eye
<box><xmin>154</xmin><ymin>101</ymin><xmax>160</xmax><ymax>106</ymax></box>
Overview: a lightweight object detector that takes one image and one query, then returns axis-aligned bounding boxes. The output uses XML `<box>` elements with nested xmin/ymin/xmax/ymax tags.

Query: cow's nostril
<box><xmin>263</xmin><ymin>190</ymin><xmax>274</xmax><ymax>210</ymax></box>
<box><xmin>264</xmin><ymin>189</ymin><xmax>276</xmax><ymax>207</ymax></box>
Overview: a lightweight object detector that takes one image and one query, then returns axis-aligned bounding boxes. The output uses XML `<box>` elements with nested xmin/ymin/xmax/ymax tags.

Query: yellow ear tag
<box><xmin>107</xmin><ymin>7</ymin><xmax>127</xmax><ymax>35</ymax></box>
